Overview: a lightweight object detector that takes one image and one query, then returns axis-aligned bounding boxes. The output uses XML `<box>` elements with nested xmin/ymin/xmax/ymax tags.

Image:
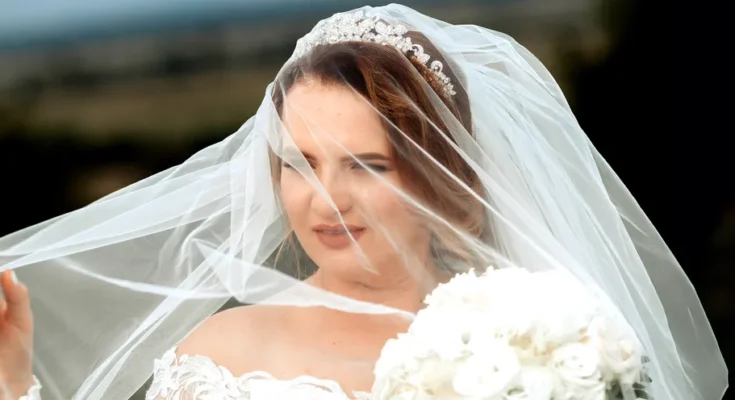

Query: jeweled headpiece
<box><xmin>292</xmin><ymin>10</ymin><xmax>457</xmax><ymax>97</ymax></box>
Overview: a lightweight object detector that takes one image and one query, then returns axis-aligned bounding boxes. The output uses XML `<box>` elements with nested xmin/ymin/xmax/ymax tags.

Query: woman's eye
<box><xmin>282</xmin><ymin>159</ymin><xmax>313</xmax><ymax>169</ymax></box>
<box><xmin>352</xmin><ymin>163</ymin><xmax>389</xmax><ymax>172</ymax></box>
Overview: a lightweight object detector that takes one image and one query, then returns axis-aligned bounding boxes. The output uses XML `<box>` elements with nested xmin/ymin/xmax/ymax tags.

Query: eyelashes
<box><xmin>281</xmin><ymin>160</ymin><xmax>310</xmax><ymax>169</ymax></box>
<box><xmin>281</xmin><ymin>161</ymin><xmax>389</xmax><ymax>173</ymax></box>
<box><xmin>352</xmin><ymin>163</ymin><xmax>389</xmax><ymax>172</ymax></box>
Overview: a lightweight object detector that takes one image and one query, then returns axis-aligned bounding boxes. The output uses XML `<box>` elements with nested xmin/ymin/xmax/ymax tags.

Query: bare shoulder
<box><xmin>175</xmin><ymin>305</ymin><xmax>287</xmax><ymax>374</ymax></box>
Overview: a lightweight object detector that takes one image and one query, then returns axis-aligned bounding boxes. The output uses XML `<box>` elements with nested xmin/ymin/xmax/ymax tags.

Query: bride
<box><xmin>0</xmin><ymin>4</ymin><xmax>727</xmax><ymax>400</ymax></box>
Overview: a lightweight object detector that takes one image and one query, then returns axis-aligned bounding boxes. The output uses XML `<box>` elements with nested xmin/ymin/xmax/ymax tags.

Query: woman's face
<box><xmin>278</xmin><ymin>81</ymin><xmax>430</xmax><ymax>279</ymax></box>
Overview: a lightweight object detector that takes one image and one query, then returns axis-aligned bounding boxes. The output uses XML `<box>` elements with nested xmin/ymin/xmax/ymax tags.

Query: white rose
<box><xmin>424</xmin><ymin>269</ymin><xmax>488</xmax><ymax>309</ymax></box>
<box><xmin>374</xmin><ymin>336</ymin><xmax>420</xmax><ymax>379</ymax></box>
<box><xmin>585</xmin><ymin>318</ymin><xmax>643</xmax><ymax>386</ymax></box>
<box><xmin>389</xmin><ymin>384</ymin><xmax>421</xmax><ymax>400</ymax></box>
<box><xmin>374</xmin><ymin>335</ymin><xmax>464</xmax><ymax>398</ymax></box>
<box><xmin>550</xmin><ymin>343</ymin><xmax>606</xmax><ymax>400</ymax></box>
<box><xmin>612</xmin><ymin>340</ymin><xmax>643</xmax><ymax>386</ymax></box>
<box><xmin>414</xmin><ymin>357</ymin><xmax>461</xmax><ymax>398</ymax></box>
<box><xmin>410</xmin><ymin>307</ymin><xmax>483</xmax><ymax>360</ymax></box>
<box><xmin>530</xmin><ymin>272</ymin><xmax>599</xmax><ymax>351</ymax></box>
<box><xmin>371</xmin><ymin>375</ymin><xmax>422</xmax><ymax>400</ymax></box>
<box><xmin>503</xmin><ymin>366</ymin><xmax>555</xmax><ymax>400</ymax></box>
<box><xmin>453</xmin><ymin>340</ymin><xmax>520</xmax><ymax>398</ymax></box>
<box><xmin>478</xmin><ymin>268</ymin><xmax>539</xmax><ymax>341</ymax></box>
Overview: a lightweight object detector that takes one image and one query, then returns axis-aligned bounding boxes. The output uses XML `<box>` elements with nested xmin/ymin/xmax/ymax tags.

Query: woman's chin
<box><xmin>321</xmin><ymin>256</ymin><xmax>373</xmax><ymax>271</ymax></box>
<box><xmin>310</xmin><ymin>252</ymin><xmax>381</xmax><ymax>276</ymax></box>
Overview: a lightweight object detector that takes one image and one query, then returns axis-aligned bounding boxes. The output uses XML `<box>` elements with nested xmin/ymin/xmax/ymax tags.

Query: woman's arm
<box><xmin>0</xmin><ymin>271</ymin><xmax>35</xmax><ymax>400</ymax></box>
<box><xmin>2</xmin><ymin>270</ymin><xmax>260</xmax><ymax>400</ymax></box>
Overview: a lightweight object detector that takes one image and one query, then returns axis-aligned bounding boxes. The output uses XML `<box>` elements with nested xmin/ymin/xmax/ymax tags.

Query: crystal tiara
<box><xmin>291</xmin><ymin>10</ymin><xmax>457</xmax><ymax>97</ymax></box>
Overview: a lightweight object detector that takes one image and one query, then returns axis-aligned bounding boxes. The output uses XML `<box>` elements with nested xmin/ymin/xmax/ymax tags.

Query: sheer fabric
<box><xmin>145</xmin><ymin>347</ymin><xmax>366</xmax><ymax>400</ymax></box>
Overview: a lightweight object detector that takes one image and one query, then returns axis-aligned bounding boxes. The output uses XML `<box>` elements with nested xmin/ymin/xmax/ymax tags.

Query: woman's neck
<box><xmin>306</xmin><ymin>262</ymin><xmax>450</xmax><ymax>315</ymax></box>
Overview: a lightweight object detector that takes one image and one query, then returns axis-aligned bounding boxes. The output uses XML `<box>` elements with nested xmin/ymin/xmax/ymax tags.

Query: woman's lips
<box><xmin>312</xmin><ymin>224</ymin><xmax>366</xmax><ymax>249</ymax></box>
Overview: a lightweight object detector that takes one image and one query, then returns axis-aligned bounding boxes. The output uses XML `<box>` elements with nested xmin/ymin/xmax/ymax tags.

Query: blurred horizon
<box><xmin>0</xmin><ymin>0</ymin><xmax>530</xmax><ymax>50</ymax></box>
<box><xmin>0</xmin><ymin>0</ymin><xmax>610</xmax><ymax>144</ymax></box>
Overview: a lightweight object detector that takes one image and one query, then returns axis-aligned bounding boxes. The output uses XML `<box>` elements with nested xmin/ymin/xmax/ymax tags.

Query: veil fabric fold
<box><xmin>0</xmin><ymin>4</ymin><xmax>726</xmax><ymax>399</ymax></box>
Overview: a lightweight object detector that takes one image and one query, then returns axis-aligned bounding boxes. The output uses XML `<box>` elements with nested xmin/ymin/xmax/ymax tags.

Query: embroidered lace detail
<box><xmin>146</xmin><ymin>347</ymin><xmax>370</xmax><ymax>400</ymax></box>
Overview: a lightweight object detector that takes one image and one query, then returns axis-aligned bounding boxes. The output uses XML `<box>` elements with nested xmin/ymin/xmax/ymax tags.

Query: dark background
<box><xmin>0</xmin><ymin>0</ymin><xmax>731</xmax><ymax>397</ymax></box>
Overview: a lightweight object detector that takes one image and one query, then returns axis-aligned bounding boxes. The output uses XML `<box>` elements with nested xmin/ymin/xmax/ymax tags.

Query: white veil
<box><xmin>0</xmin><ymin>4</ymin><xmax>726</xmax><ymax>400</ymax></box>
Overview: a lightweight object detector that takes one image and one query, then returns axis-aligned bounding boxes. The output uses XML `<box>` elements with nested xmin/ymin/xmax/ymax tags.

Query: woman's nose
<box><xmin>311</xmin><ymin>170</ymin><xmax>353</xmax><ymax>218</ymax></box>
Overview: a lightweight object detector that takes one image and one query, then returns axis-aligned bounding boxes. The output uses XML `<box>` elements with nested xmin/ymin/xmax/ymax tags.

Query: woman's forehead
<box><xmin>281</xmin><ymin>83</ymin><xmax>390</xmax><ymax>157</ymax></box>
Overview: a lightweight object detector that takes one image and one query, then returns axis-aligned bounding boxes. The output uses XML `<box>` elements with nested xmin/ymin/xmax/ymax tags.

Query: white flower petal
<box><xmin>452</xmin><ymin>341</ymin><xmax>520</xmax><ymax>397</ymax></box>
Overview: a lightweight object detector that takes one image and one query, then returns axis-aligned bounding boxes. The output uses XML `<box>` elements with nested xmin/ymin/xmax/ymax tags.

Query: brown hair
<box><xmin>271</xmin><ymin>32</ymin><xmax>491</xmax><ymax>271</ymax></box>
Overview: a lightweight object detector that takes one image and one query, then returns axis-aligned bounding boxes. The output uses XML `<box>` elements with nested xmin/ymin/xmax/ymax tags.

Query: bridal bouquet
<box><xmin>369</xmin><ymin>268</ymin><xmax>652</xmax><ymax>400</ymax></box>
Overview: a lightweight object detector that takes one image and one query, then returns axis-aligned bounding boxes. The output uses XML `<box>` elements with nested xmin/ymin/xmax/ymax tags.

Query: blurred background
<box><xmin>0</xmin><ymin>0</ymin><xmax>730</xmax><ymax>398</ymax></box>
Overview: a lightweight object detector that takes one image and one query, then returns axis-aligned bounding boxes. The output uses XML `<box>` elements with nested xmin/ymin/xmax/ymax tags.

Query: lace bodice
<box><xmin>21</xmin><ymin>347</ymin><xmax>371</xmax><ymax>400</ymax></box>
<box><xmin>145</xmin><ymin>347</ymin><xmax>371</xmax><ymax>400</ymax></box>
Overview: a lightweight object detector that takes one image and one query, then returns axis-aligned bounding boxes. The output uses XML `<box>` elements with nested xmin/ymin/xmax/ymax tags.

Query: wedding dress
<box><xmin>145</xmin><ymin>347</ymin><xmax>368</xmax><ymax>400</ymax></box>
<box><xmin>21</xmin><ymin>347</ymin><xmax>370</xmax><ymax>400</ymax></box>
